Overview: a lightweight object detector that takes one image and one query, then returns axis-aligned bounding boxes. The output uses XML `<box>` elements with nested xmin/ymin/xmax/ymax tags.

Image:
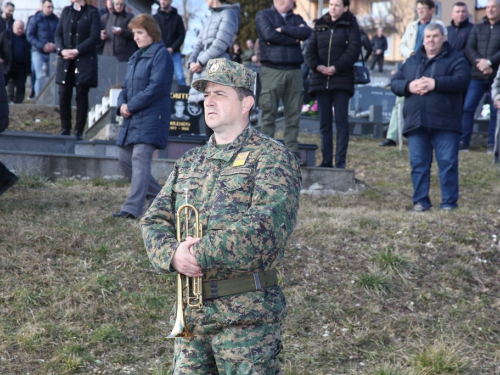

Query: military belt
<box><xmin>202</xmin><ymin>269</ymin><xmax>278</xmax><ymax>299</ymax></box>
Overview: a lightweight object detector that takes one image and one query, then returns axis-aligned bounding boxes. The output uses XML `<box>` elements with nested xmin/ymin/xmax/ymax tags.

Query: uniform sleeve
<box><xmin>140</xmin><ymin>167</ymin><xmax>180</xmax><ymax>273</ymax></box>
<box><xmin>193</xmin><ymin>150</ymin><xmax>302</xmax><ymax>272</ymax></box>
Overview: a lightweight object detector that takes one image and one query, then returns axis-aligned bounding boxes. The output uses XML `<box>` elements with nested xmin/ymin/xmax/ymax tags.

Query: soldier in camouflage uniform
<box><xmin>140</xmin><ymin>58</ymin><xmax>302</xmax><ymax>374</ymax></box>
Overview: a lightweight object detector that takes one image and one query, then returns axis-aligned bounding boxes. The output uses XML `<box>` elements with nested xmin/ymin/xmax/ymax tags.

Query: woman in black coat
<box><xmin>55</xmin><ymin>0</ymin><xmax>101</xmax><ymax>140</ymax></box>
<box><xmin>305</xmin><ymin>0</ymin><xmax>361</xmax><ymax>168</ymax></box>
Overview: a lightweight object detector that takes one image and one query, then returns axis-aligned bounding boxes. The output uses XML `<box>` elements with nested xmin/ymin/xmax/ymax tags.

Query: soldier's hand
<box><xmin>171</xmin><ymin>237</ymin><xmax>203</xmax><ymax>277</ymax></box>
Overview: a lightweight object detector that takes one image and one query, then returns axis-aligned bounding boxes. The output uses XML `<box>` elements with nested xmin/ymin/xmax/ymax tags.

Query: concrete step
<box><xmin>0</xmin><ymin>149</ymin><xmax>359</xmax><ymax>193</ymax></box>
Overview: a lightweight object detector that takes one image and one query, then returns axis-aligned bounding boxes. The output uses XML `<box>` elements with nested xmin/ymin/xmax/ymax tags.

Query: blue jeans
<box><xmin>170</xmin><ymin>52</ymin><xmax>186</xmax><ymax>86</ymax></box>
<box><xmin>407</xmin><ymin>127</ymin><xmax>461</xmax><ymax>209</ymax></box>
<box><xmin>31</xmin><ymin>50</ymin><xmax>50</xmax><ymax>96</ymax></box>
<box><xmin>461</xmin><ymin>79</ymin><xmax>497</xmax><ymax>147</ymax></box>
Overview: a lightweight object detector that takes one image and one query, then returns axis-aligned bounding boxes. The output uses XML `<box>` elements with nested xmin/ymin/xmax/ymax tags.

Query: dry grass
<box><xmin>1</xmin><ymin>126</ymin><xmax>500</xmax><ymax>374</ymax></box>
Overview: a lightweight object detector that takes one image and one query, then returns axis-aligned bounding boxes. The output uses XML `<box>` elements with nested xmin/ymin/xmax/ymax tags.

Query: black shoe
<box><xmin>293</xmin><ymin>152</ymin><xmax>307</xmax><ymax>167</ymax></box>
<box><xmin>75</xmin><ymin>131</ymin><xmax>83</xmax><ymax>141</ymax></box>
<box><xmin>0</xmin><ymin>174</ymin><xmax>18</xmax><ymax>197</ymax></box>
<box><xmin>317</xmin><ymin>162</ymin><xmax>333</xmax><ymax>168</ymax></box>
<box><xmin>335</xmin><ymin>162</ymin><xmax>346</xmax><ymax>169</ymax></box>
<box><xmin>59</xmin><ymin>129</ymin><xmax>70</xmax><ymax>136</ymax></box>
<box><xmin>111</xmin><ymin>211</ymin><xmax>137</xmax><ymax>219</ymax></box>
<box><xmin>378</xmin><ymin>139</ymin><xmax>396</xmax><ymax>147</ymax></box>
<box><xmin>28</xmin><ymin>91</ymin><xmax>35</xmax><ymax>100</ymax></box>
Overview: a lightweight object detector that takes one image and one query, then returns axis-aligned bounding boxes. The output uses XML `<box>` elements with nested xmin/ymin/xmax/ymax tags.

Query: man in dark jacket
<box><xmin>370</xmin><ymin>27</ymin><xmax>387</xmax><ymax>72</ymax></box>
<box><xmin>256</xmin><ymin>0</ymin><xmax>311</xmax><ymax>165</ymax></box>
<box><xmin>0</xmin><ymin>2</ymin><xmax>14</xmax><ymax>35</ymax></box>
<box><xmin>153</xmin><ymin>0</ymin><xmax>186</xmax><ymax>85</ymax></box>
<box><xmin>100</xmin><ymin>0</ymin><xmax>135</xmax><ymax>62</ymax></box>
<box><xmin>447</xmin><ymin>2</ymin><xmax>473</xmax><ymax>52</ymax></box>
<box><xmin>461</xmin><ymin>0</ymin><xmax>500</xmax><ymax>152</ymax></box>
<box><xmin>0</xmin><ymin>20</ymin><xmax>31</xmax><ymax>103</ymax></box>
<box><xmin>391</xmin><ymin>23</ymin><xmax>470</xmax><ymax>212</ymax></box>
<box><xmin>27</xmin><ymin>0</ymin><xmax>59</xmax><ymax>99</ymax></box>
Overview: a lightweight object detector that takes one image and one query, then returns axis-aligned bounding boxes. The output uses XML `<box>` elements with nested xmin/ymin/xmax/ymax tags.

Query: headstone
<box><xmin>169</xmin><ymin>85</ymin><xmax>202</xmax><ymax>136</ymax></box>
<box><xmin>350</xmin><ymin>86</ymin><xmax>395</xmax><ymax>123</ymax></box>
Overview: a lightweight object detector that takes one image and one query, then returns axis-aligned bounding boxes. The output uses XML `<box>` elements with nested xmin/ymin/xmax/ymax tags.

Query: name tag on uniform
<box><xmin>233</xmin><ymin>151</ymin><xmax>250</xmax><ymax>166</ymax></box>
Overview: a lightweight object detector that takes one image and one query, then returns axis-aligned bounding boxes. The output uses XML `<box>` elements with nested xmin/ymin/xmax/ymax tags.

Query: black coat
<box><xmin>465</xmin><ymin>17</ymin><xmax>500</xmax><ymax>80</ymax></box>
<box><xmin>0</xmin><ymin>30</ymin><xmax>31</xmax><ymax>75</ymax></box>
<box><xmin>0</xmin><ymin>65</ymin><xmax>8</xmax><ymax>132</ymax></box>
<box><xmin>305</xmin><ymin>11</ymin><xmax>361</xmax><ymax>97</ymax></box>
<box><xmin>447</xmin><ymin>19</ymin><xmax>473</xmax><ymax>53</ymax></box>
<box><xmin>371</xmin><ymin>35</ymin><xmax>387</xmax><ymax>53</ymax></box>
<box><xmin>101</xmin><ymin>10</ymin><xmax>135</xmax><ymax>62</ymax></box>
<box><xmin>0</xmin><ymin>17</ymin><xmax>14</xmax><ymax>35</ymax></box>
<box><xmin>391</xmin><ymin>42</ymin><xmax>471</xmax><ymax>136</ymax></box>
<box><xmin>256</xmin><ymin>6</ymin><xmax>311</xmax><ymax>69</ymax></box>
<box><xmin>153</xmin><ymin>7</ymin><xmax>185</xmax><ymax>53</ymax></box>
<box><xmin>55</xmin><ymin>5</ymin><xmax>101</xmax><ymax>87</ymax></box>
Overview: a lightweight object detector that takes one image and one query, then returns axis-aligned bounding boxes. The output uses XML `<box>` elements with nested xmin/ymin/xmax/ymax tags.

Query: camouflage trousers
<box><xmin>172</xmin><ymin>322</ymin><xmax>283</xmax><ymax>374</ymax></box>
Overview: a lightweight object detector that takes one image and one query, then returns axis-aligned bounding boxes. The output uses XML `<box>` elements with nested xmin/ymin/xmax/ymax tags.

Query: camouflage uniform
<box><xmin>141</xmin><ymin>57</ymin><xmax>302</xmax><ymax>375</ymax></box>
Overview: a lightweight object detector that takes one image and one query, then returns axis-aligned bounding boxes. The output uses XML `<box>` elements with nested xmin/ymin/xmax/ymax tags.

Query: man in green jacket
<box><xmin>140</xmin><ymin>58</ymin><xmax>302</xmax><ymax>373</ymax></box>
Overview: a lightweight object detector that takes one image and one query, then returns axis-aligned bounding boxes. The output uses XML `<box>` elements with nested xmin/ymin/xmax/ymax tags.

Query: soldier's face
<box><xmin>203</xmin><ymin>82</ymin><xmax>252</xmax><ymax>133</ymax></box>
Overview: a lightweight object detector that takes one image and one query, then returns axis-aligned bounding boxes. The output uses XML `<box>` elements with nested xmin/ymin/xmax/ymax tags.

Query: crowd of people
<box><xmin>1</xmin><ymin>0</ymin><xmax>500</xmax><ymax>372</ymax></box>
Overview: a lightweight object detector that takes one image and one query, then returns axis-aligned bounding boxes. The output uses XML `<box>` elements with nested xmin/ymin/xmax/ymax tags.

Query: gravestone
<box><xmin>350</xmin><ymin>86</ymin><xmax>395</xmax><ymax>123</ymax></box>
<box><xmin>169</xmin><ymin>85</ymin><xmax>202</xmax><ymax>136</ymax></box>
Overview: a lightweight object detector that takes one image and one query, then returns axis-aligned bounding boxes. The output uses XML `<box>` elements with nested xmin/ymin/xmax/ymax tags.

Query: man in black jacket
<box><xmin>256</xmin><ymin>0</ymin><xmax>311</xmax><ymax>165</ymax></box>
<box><xmin>447</xmin><ymin>2</ymin><xmax>473</xmax><ymax>53</ymax></box>
<box><xmin>391</xmin><ymin>23</ymin><xmax>470</xmax><ymax>212</ymax></box>
<box><xmin>461</xmin><ymin>0</ymin><xmax>500</xmax><ymax>152</ymax></box>
<box><xmin>153</xmin><ymin>0</ymin><xmax>186</xmax><ymax>85</ymax></box>
<box><xmin>0</xmin><ymin>2</ymin><xmax>14</xmax><ymax>35</ymax></box>
<box><xmin>0</xmin><ymin>20</ymin><xmax>31</xmax><ymax>103</ymax></box>
<box><xmin>369</xmin><ymin>27</ymin><xmax>387</xmax><ymax>72</ymax></box>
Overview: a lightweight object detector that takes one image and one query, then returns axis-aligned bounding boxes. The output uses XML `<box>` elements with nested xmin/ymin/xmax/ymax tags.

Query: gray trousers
<box><xmin>118</xmin><ymin>144</ymin><xmax>162</xmax><ymax>217</ymax></box>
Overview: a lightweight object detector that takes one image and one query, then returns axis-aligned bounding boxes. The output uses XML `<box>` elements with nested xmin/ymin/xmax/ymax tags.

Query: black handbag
<box><xmin>353</xmin><ymin>54</ymin><xmax>371</xmax><ymax>85</ymax></box>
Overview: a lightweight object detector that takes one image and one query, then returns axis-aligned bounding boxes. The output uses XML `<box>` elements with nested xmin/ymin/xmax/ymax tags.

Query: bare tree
<box><xmin>357</xmin><ymin>0</ymin><xmax>414</xmax><ymax>37</ymax></box>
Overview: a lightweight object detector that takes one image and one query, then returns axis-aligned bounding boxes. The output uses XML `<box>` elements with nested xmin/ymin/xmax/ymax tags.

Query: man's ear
<box><xmin>242</xmin><ymin>95</ymin><xmax>255</xmax><ymax>114</ymax></box>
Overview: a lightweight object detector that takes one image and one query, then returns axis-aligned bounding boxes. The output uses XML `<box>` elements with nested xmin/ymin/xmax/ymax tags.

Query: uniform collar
<box><xmin>206</xmin><ymin>125</ymin><xmax>253</xmax><ymax>162</ymax></box>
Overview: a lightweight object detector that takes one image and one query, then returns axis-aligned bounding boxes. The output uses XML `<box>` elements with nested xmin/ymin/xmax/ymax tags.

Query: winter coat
<box><xmin>0</xmin><ymin>17</ymin><xmax>14</xmax><ymax>35</ymax></box>
<box><xmin>465</xmin><ymin>16</ymin><xmax>500</xmax><ymax>80</ymax></box>
<box><xmin>0</xmin><ymin>65</ymin><xmax>8</xmax><ymax>132</ymax></box>
<box><xmin>101</xmin><ymin>10</ymin><xmax>135</xmax><ymax>62</ymax></box>
<box><xmin>305</xmin><ymin>11</ymin><xmax>361</xmax><ymax>97</ymax></box>
<box><xmin>399</xmin><ymin>17</ymin><xmax>447</xmax><ymax>59</ymax></box>
<box><xmin>153</xmin><ymin>7</ymin><xmax>185</xmax><ymax>53</ymax></box>
<box><xmin>187</xmin><ymin>3</ymin><xmax>240</xmax><ymax>104</ymax></box>
<box><xmin>391</xmin><ymin>42</ymin><xmax>471</xmax><ymax>136</ymax></box>
<box><xmin>371</xmin><ymin>34</ymin><xmax>387</xmax><ymax>53</ymax></box>
<box><xmin>55</xmin><ymin>5</ymin><xmax>101</xmax><ymax>88</ymax></box>
<box><xmin>447</xmin><ymin>19</ymin><xmax>473</xmax><ymax>53</ymax></box>
<box><xmin>116</xmin><ymin>42</ymin><xmax>173</xmax><ymax>150</ymax></box>
<box><xmin>26</xmin><ymin>11</ymin><xmax>59</xmax><ymax>53</ymax></box>
<box><xmin>0</xmin><ymin>30</ymin><xmax>31</xmax><ymax>75</ymax></box>
<box><xmin>255</xmin><ymin>5</ymin><xmax>311</xmax><ymax>69</ymax></box>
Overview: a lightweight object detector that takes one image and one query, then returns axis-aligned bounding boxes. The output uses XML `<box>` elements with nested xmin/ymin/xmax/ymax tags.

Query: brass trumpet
<box><xmin>167</xmin><ymin>188</ymin><xmax>203</xmax><ymax>339</ymax></box>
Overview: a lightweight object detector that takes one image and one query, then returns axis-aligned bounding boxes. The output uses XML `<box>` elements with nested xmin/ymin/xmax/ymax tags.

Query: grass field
<box><xmin>1</xmin><ymin>124</ymin><xmax>499</xmax><ymax>374</ymax></box>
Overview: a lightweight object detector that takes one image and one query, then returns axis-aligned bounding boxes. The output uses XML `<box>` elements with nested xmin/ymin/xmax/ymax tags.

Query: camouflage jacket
<box><xmin>141</xmin><ymin>125</ymin><xmax>302</xmax><ymax>334</ymax></box>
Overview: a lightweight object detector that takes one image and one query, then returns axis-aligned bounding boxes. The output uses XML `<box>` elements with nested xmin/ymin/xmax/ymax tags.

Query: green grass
<box><xmin>1</xmin><ymin>133</ymin><xmax>500</xmax><ymax>374</ymax></box>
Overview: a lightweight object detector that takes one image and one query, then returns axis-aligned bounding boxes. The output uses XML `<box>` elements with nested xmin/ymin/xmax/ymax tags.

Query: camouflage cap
<box><xmin>192</xmin><ymin>58</ymin><xmax>256</xmax><ymax>93</ymax></box>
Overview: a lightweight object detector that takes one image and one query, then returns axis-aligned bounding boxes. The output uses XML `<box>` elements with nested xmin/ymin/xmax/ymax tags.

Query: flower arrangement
<box><xmin>301</xmin><ymin>100</ymin><xmax>318</xmax><ymax>118</ymax></box>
